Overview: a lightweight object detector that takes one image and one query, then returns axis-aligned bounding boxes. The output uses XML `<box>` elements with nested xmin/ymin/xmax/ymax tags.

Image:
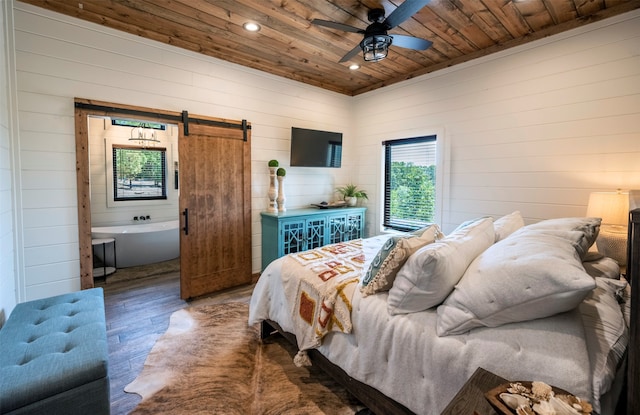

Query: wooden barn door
<box><xmin>178</xmin><ymin>119</ymin><xmax>251</xmax><ymax>299</ymax></box>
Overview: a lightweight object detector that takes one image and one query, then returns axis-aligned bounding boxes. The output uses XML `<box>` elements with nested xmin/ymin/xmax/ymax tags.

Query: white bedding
<box><xmin>249</xmin><ymin>234</ymin><xmax>628</xmax><ymax>415</ymax></box>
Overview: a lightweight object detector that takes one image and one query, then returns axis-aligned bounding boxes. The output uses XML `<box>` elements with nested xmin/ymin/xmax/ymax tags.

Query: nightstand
<box><xmin>440</xmin><ymin>367</ymin><xmax>507</xmax><ymax>415</ymax></box>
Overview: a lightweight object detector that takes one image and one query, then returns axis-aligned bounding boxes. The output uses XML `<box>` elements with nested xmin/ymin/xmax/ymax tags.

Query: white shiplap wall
<box><xmin>11</xmin><ymin>2</ymin><xmax>354</xmax><ymax>300</ymax></box>
<box><xmin>0</xmin><ymin>0</ymin><xmax>18</xmax><ymax>322</ymax></box>
<box><xmin>353</xmin><ymin>10</ymin><xmax>640</xmax><ymax>234</ymax></box>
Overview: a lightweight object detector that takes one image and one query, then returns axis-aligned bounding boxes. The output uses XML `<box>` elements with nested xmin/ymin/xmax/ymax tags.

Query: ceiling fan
<box><xmin>311</xmin><ymin>0</ymin><xmax>433</xmax><ymax>63</ymax></box>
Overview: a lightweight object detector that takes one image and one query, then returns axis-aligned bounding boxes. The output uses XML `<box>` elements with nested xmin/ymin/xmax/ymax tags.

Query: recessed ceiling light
<box><xmin>349</xmin><ymin>64</ymin><xmax>360</xmax><ymax>70</ymax></box>
<box><xmin>243</xmin><ymin>22</ymin><xmax>261</xmax><ymax>32</ymax></box>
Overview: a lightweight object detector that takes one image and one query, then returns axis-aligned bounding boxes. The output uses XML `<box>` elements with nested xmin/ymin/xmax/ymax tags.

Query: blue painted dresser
<box><xmin>261</xmin><ymin>207</ymin><xmax>366</xmax><ymax>270</ymax></box>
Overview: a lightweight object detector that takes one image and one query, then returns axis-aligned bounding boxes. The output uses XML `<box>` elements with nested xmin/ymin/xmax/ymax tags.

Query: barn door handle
<box><xmin>182</xmin><ymin>208</ymin><xmax>189</xmax><ymax>235</ymax></box>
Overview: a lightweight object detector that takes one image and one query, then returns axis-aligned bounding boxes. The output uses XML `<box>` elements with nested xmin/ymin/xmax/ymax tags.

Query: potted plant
<box><xmin>268</xmin><ymin>159</ymin><xmax>279</xmax><ymax>168</ymax></box>
<box><xmin>336</xmin><ymin>183</ymin><xmax>368</xmax><ymax>206</ymax></box>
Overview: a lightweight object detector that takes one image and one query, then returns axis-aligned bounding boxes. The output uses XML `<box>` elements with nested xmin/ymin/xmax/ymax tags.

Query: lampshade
<box><xmin>361</xmin><ymin>35</ymin><xmax>392</xmax><ymax>62</ymax></box>
<box><xmin>586</xmin><ymin>191</ymin><xmax>629</xmax><ymax>226</ymax></box>
<box><xmin>586</xmin><ymin>190</ymin><xmax>629</xmax><ymax>268</ymax></box>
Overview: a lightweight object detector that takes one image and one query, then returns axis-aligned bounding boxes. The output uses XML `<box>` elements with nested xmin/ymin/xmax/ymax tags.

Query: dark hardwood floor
<box><xmin>97</xmin><ymin>268</ymin><xmax>253</xmax><ymax>415</ymax></box>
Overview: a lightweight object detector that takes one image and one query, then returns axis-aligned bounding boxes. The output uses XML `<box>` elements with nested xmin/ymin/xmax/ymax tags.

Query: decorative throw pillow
<box><xmin>526</xmin><ymin>217</ymin><xmax>601</xmax><ymax>259</ymax></box>
<box><xmin>360</xmin><ymin>224</ymin><xmax>441</xmax><ymax>296</ymax></box>
<box><xmin>436</xmin><ymin>227</ymin><xmax>597</xmax><ymax>336</ymax></box>
<box><xmin>386</xmin><ymin>217</ymin><xmax>495</xmax><ymax>315</ymax></box>
<box><xmin>493</xmin><ymin>211</ymin><xmax>525</xmax><ymax>242</ymax></box>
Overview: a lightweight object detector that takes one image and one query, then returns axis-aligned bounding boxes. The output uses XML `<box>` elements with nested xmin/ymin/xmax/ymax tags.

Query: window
<box><xmin>383</xmin><ymin>136</ymin><xmax>437</xmax><ymax>232</ymax></box>
<box><xmin>113</xmin><ymin>145</ymin><xmax>167</xmax><ymax>201</ymax></box>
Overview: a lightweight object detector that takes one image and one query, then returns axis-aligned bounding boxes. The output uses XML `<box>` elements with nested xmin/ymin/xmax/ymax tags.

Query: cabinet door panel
<box><xmin>282</xmin><ymin>220</ymin><xmax>305</xmax><ymax>255</ymax></box>
<box><xmin>306</xmin><ymin>218</ymin><xmax>326</xmax><ymax>250</ymax></box>
<box><xmin>346</xmin><ymin>213</ymin><xmax>364</xmax><ymax>241</ymax></box>
<box><xmin>328</xmin><ymin>214</ymin><xmax>347</xmax><ymax>244</ymax></box>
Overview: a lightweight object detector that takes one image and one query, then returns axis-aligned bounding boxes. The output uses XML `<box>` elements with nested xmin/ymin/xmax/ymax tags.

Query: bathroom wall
<box><xmin>88</xmin><ymin>116</ymin><xmax>179</xmax><ymax>227</ymax></box>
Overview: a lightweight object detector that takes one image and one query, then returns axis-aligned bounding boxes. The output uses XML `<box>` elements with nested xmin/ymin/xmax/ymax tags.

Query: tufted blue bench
<box><xmin>0</xmin><ymin>288</ymin><xmax>110</xmax><ymax>415</ymax></box>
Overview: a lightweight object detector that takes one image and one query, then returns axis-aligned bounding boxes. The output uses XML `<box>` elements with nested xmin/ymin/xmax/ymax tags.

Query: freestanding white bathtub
<box><xmin>91</xmin><ymin>220</ymin><xmax>180</xmax><ymax>268</ymax></box>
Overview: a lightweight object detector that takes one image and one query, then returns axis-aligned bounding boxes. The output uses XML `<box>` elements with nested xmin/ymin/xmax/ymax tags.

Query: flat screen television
<box><xmin>290</xmin><ymin>127</ymin><xmax>342</xmax><ymax>168</ymax></box>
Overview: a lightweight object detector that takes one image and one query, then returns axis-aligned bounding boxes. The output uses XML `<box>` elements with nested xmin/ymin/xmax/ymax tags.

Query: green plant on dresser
<box><xmin>261</xmin><ymin>207</ymin><xmax>366</xmax><ymax>270</ymax></box>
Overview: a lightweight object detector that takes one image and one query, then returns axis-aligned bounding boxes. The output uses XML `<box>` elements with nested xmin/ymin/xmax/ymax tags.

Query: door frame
<box><xmin>74</xmin><ymin>98</ymin><xmax>251</xmax><ymax>290</ymax></box>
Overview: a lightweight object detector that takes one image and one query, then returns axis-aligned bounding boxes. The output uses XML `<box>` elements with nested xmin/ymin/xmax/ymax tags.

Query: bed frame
<box><xmin>261</xmin><ymin>210</ymin><xmax>640</xmax><ymax>415</ymax></box>
<box><xmin>626</xmin><ymin>208</ymin><xmax>639</xmax><ymax>415</ymax></box>
<box><xmin>260</xmin><ymin>319</ymin><xmax>413</xmax><ymax>415</ymax></box>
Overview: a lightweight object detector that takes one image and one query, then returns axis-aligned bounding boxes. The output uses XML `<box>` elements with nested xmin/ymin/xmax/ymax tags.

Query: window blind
<box><xmin>383</xmin><ymin>136</ymin><xmax>437</xmax><ymax>231</ymax></box>
<box><xmin>113</xmin><ymin>146</ymin><xmax>167</xmax><ymax>201</ymax></box>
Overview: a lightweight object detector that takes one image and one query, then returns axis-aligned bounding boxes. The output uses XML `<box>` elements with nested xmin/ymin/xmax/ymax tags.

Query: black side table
<box><xmin>92</xmin><ymin>238</ymin><xmax>117</xmax><ymax>280</ymax></box>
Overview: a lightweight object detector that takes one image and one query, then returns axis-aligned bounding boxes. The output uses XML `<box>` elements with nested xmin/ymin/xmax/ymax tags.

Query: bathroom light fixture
<box><xmin>349</xmin><ymin>63</ymin><xmax>360</xmax><ymax>70</ymax></box>
<box><xmin>586</xmin><ymin>189</ymin><xmax>629</xmax><ymax>267</ymax></box>
<box><xmin>243</xmin><ymin>22</ymin><xmax>261</xmax><ymax>32</ymax></box>
<box><xmin>129</xmin><ymin>126</ymin><xmax>160</xmax><ymax>147</ymax></box>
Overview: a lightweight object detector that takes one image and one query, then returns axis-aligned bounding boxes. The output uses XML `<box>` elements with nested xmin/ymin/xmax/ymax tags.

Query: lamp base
<box><xmin>595</xmin><ymin>226</ymin><xmax>628</xmax><ymax>267</ymax></box>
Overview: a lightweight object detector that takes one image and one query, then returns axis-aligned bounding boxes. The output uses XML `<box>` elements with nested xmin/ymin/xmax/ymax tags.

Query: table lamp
<box><xmin>586</xmin><ymin>190</ymin><xmax>629</xmax><ymax>266</ymax></box>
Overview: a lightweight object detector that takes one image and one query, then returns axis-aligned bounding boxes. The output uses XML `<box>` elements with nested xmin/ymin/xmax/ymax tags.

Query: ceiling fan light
<box><xmin>361</xmin><ymin>35</ymin><xmax>391</xmax><ymax>62</ymax></box>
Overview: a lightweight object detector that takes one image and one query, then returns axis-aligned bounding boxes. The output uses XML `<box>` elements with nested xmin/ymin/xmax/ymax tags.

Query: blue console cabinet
<box><xmin>261</xmin><ymin>207</ymin><xmax>366</xmax><ymax>270</ymax></box>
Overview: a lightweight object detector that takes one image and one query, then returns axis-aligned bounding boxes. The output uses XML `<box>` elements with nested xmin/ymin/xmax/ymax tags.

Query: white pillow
<box><xmin>493</xmin><ymin>211</ymin><xmax>525</xmax><ymax>242</ymax></box>
<box><xmin>526</xmin><ymin>217</ymin><xmax>601</xmax><ymax>259</ymax></box>
<box><xmin>387</xmin><ymin>217</ymin><xmax>495</xmax><ymax>315</ymax></box>
<box><xmin>436</xmin><ymin>227</ymin><xmax>597</xmax><ymax>336</ymax></box>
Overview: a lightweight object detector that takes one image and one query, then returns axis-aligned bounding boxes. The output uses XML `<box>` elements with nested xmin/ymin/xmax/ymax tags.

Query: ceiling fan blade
<box><xmin>339</xmin><ymin>45</ymin><xmax>363</xmax><ymax>63</ymax></box>
<box><xmin>390</xmin><ymin>34</ymin><xmax>432</xmax><ymax>50</ymax></box>
<box><xmin>384</xmin><ymin>0</ymin><xmax>431</xmax><ymax>29</ymax></box>
<box><xmin>311</xmin><ymin>19</ymin><xmax>363</xmax><ymax>34</ymax></box>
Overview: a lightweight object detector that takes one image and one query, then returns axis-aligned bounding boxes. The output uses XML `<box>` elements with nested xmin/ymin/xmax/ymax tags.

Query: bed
<box><xmin>249</xmin><ymin>212</ymin><xmax>634</xmax><ymax>415</ymax></box>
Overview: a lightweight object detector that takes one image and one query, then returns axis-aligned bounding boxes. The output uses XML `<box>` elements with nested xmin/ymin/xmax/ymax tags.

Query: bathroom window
<box><xmin>113</xmin><ymin>145</ymin><xmax>167</xmax><ymax>201</ymax></box>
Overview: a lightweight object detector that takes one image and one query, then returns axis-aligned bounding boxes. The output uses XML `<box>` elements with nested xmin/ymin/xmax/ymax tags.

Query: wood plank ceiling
<box><xmin>19</xmin><ymin>0</ymin><xmax>640</xmax><ymax>96</ymax></box>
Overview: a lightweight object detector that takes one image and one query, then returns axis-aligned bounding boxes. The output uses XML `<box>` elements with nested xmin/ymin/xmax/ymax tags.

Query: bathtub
<box><xmin>91</xmin><ymin>220</ymin><xmax>180</xmax><ymax>268</ymax></box>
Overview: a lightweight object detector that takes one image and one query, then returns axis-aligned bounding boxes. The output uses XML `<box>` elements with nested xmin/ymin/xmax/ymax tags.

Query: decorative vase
<box><xmin>345</xmin><ymin>196</ymin><xmax>357</xmax><ymax>206</ymax></box>
<box><xmin>267</xmin><ymin>167</ymin><xmax>278</xmax><ymax>213</ymax></box>
<box><xmin>277</xmin><ymin>176</ymin><xmax>286</xmax><ymax>212</ymax></box>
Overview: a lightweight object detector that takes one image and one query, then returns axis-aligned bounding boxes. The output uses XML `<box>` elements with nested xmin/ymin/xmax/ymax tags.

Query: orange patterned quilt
<box><xmin>281</xmin><ymin>239</ymin><xmax>365</xmax><ymax>351</ymax></box>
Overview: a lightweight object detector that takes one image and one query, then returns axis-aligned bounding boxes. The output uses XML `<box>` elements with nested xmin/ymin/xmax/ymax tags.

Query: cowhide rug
<box><xmin>125</xmin><ymin>302</ymin><xmax>367</xmax><ymax>414</ymax></box>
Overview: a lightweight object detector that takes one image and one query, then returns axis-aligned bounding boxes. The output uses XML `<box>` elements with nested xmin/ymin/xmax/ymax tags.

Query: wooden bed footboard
<box><xmin>260</xmin><ymin>320</ymin><xmax>415</xmax><ymax>415</ymax></box>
